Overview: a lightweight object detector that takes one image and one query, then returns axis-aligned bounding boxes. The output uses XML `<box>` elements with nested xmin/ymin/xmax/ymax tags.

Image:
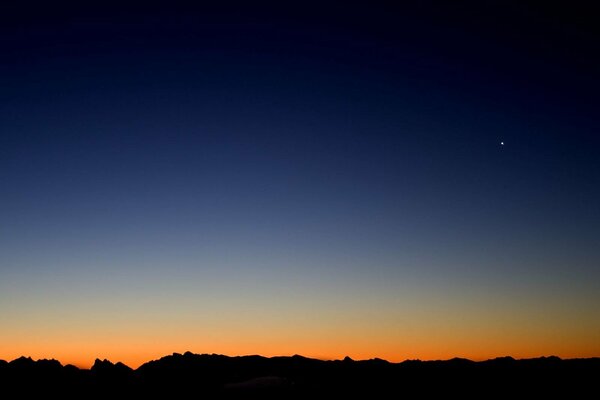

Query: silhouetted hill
<box><xmin>0</xmin><ymin>353</ymin><xmax>598</xmax><ymax>398</ymax></box>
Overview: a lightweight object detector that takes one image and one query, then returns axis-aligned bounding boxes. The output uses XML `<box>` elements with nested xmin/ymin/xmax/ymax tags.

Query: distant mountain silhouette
<box><xmin>1</xmin><ymin>352</ymin><xmax>598</xmax><ymax>397</ymax></box>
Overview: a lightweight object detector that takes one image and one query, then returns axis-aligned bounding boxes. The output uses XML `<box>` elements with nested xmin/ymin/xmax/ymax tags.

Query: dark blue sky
<box><xmin>1</xmin><ymin>1</ymin><xmax>599</xmax><ymax>364</ymax></box>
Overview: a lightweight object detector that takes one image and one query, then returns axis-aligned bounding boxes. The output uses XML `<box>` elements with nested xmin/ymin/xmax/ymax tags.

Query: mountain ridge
<box><xmin>3</xmin><ymin>352</ymin><xmax>598</xmax><ymax>370</ymax></box>
<box><xmin>0</xmin><ymin>351</ymin><xmax>600</xmax><ymax>371</ymax></box>
<box><xmin>1</xmin><ymin>352</ymin><xmax>598</xmax><ymax>397</ymax></box>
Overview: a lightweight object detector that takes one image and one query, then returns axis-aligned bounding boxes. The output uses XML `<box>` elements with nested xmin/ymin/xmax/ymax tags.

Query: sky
<box><xmin>1</xmin><ymin>1</ymin><xmax>599</xmax><ymax>368</ymax></box>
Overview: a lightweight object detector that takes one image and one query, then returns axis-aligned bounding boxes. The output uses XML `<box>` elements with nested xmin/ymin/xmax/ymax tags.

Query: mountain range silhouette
<box><xmin>1</xmin><ymin>352</ymin><xmax>598</xmax><ymax>397</ymax></box>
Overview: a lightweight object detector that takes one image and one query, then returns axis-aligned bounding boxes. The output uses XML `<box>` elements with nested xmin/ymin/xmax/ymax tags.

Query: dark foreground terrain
<box><xmin>1</xmin><ymin>352</ymin><xmax>598</xmax><ymax>397</ymax></box>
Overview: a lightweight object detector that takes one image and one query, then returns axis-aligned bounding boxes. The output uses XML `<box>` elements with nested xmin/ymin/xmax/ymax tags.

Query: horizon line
<box><xmin>5</xmin><ymin>351</ymin><xmax>599</xmax><ymax>371</ymax></box>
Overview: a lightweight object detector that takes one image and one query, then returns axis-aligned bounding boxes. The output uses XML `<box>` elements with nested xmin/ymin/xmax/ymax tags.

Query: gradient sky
<box><xmin>1</xmin><ymin>2</ymin><xmax>599</xmax><ymax>368</ymax></box>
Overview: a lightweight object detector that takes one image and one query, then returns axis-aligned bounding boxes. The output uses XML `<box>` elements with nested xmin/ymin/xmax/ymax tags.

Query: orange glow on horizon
<box><xmin>2</xmin><ymin>337</ymin><xmax>599</xmax><ymax>369</ymax></box>
<box><xmin>2</xmin><ymin>273</ymin><xmax>598</xmax><ymax>369</ymax></box>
